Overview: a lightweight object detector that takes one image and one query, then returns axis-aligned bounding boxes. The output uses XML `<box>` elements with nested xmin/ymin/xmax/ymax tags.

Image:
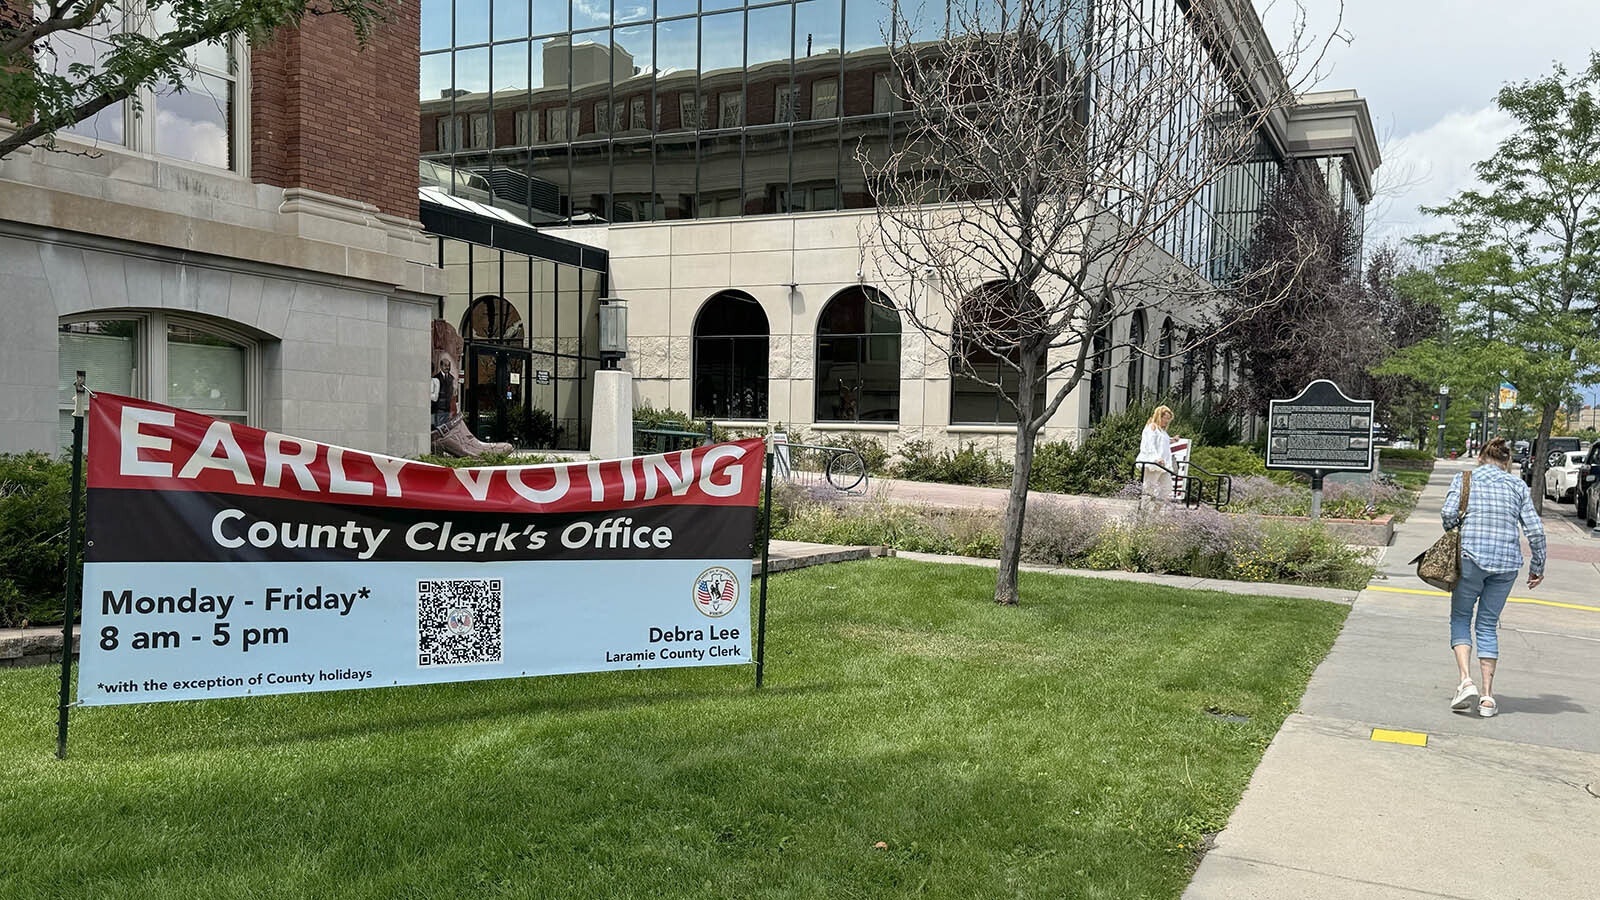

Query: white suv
<box><xmin>1544</xmin><ymin>451</ymin><xmax>1587</xmax><ymax>504</ymax></box>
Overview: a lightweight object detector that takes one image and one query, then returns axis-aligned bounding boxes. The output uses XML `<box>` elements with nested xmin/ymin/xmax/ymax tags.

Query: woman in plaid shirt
<box><xmin>1441</xmin><ymin>437</ymin><xmax>1547</xmax><ymax>718</ymax></box>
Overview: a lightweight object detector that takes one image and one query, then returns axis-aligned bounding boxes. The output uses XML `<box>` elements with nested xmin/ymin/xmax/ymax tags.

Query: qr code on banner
<box><xmin>417</xmin><ymin>579</ymin><xmax>503</xmax><ymax>667</ymax></box>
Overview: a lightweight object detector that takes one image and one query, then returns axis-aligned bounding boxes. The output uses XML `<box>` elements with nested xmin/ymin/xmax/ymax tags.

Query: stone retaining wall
<box><xmin>0</xmin><ymin>628</ymin><xmax>78</xmax><ymax>668</ymax></box>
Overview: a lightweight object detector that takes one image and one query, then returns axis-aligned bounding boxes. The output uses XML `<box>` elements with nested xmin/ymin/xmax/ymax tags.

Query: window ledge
<box><xmin>810</xmin><ymin>422</ymin><xmax>899</xmax><ymax>432</ymax></box>
<box><xmin>947</xmin><ymin>425</ymin><xmax>1018</xmax><ymax>434</ymax></box>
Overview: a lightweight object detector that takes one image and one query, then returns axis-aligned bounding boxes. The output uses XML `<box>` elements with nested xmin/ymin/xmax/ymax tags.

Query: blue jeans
<box><xmin>1451</xmin><ymin>556</ymin><xmax>1516</xmax><ymax>659</ymax></box>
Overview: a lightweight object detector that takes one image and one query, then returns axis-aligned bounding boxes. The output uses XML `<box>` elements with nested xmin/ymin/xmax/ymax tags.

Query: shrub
<box><xmin>1166</xmin><ymin>397</ymin><xmax>1241</xmax><ymax>448</ymax></box>
<box><xmin>504</xmin><ymin>406</ymin><xmax>561</xmax><ymax>449</ymax></box>
<box><xmin>413</xmin><ymin>451</ymin><xmax>546</xmax><ymax>468</ymax></box>
<box><xmin>1188</xmin><ymin>445</ymin><xmax>1267</xmax><ymax>478</ymax></box>
<box><xmin>1029</xmin><ymin>404</ymin><xmax>1149</xmax><ymax>495</ymax></box>
<box><xmin>773</xmin><ymin>489</ymin><xmax>1373</xmax><ymax>589</ymax></box>
<box><xmin>633</xmin><ymin>402</ymin><xmax>729</xmax><ymax>443</ymax></box>
<box><xmin>1020</xmin><ymin>498</ymin><xmax>1103</xmax><ymax>567</ymax></box>
<box><xmin>1230</xmin><ymin>524</ymin><xmax>1371</xmax><ymax>590</ymax></box>
<box><xmin>828</xmin><ymin>433</ymin><xmax>892</xmax><ymax>475</ymax></box>
<box><xmin>892</xmin><ymin>440</ymin><xmax>1013</xmax><ymax>486</ymax></box>
<box><xmin>0</xmin><ymin>452</ymin><xmax>81</xmax><ymax>626</ymax></box>
<box><xmin>1227</xmin><ymin>474</ymin><xmax>1415</xmax><ymax>520</ymax></box>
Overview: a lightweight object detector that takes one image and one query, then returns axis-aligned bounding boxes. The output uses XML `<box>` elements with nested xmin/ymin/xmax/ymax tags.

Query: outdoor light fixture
<box><xmin>599</xmin><ymin>297</ymin><xmax>628</xmax><ymax>370</ymax></box>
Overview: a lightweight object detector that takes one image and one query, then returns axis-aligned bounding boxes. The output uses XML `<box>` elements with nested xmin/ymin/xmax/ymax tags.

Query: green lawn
<box><xmin>0</xmin><ymin>559</ymin><xmax>1347</xmax><ymax>900</ymax></box>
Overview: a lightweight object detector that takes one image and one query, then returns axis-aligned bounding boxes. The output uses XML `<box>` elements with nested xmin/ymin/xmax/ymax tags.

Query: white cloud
<box><xmin>1365</xmin><ymin>104</ymin><xmax>1518</xmax><ymax>246</ymax></box>
<box><xmin>1253</xmin><ymin>0</ymin><xmax>1600</xmax><ymax>248</ymax></box>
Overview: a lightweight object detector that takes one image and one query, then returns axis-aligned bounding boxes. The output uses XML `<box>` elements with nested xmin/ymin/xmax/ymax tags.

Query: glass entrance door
<box><xmin>466</xmin><ymin>344</ymin><xmax>530</xmax><ymax>446</ymax></box>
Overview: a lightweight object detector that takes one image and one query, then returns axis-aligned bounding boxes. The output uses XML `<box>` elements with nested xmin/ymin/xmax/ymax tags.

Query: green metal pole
<box><xmin>755</xmin><ymin>450</ymin><xmax>773</xmax><ymax>689</ymax></box>
<box><xmin>56</xmin><ymin>372</ymin><xmax>88</xmax><ymax>759</ymax></box>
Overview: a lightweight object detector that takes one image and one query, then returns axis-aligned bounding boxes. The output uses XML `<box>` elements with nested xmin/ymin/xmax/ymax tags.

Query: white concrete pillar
<box><xmin>590</xmin><ymin>367</ymin><xmax>634</xmax><ymax>460</ymax></box>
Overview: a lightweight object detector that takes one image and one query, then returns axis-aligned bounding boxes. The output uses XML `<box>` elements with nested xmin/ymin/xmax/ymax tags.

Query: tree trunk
<box><xmin>994</xmin><ymin>416</ymin><xmax>1040</xmax><ymax>606</ymax></box>
<box><xmin>1529</xmin><ymin>403</ymin><xmax>1560</xmax><ymax>515</ymax></box>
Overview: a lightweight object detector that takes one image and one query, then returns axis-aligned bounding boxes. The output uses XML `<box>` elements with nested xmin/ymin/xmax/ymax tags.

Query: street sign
<box><xmin>1266</xmin><ymin>379</ymin><xmax>1376</xmax><ymax>474</ymax></box>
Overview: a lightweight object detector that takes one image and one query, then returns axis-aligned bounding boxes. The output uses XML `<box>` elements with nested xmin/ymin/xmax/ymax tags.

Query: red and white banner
<box><xmin>78</xmin><ymin>394</ymin><xmax>763</xmax><ymax>705</ymax></box>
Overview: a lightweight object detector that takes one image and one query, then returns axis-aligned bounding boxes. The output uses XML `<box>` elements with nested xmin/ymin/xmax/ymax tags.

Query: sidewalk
<box><xmin>1186</xmin><ymin>459</ymin><xmax>1600</xmax><ymax>900</ymax></box>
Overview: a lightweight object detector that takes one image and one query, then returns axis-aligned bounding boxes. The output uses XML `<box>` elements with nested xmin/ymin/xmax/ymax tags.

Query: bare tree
<box><xmin>859</xmin><ymin>0</ymin><xmax>1339</xmax><ymax>605</ymax></box>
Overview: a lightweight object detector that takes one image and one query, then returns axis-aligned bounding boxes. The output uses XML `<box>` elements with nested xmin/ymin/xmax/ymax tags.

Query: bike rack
<box><xmin>773</xmin><ymin>442</ymin><xmax>870</xmax><ymax>495</ymax></box>
<box><xmin>1135</xmin><ymin>460</ymin><xmax>1232</xmax><ymax>510</ymax></box>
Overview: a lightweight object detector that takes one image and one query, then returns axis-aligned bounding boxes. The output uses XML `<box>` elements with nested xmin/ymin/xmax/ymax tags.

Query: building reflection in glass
<box><xmin>419</xmin><ymin>0</ymin><xmax>1288</xmax><ymax>275</ymax></box>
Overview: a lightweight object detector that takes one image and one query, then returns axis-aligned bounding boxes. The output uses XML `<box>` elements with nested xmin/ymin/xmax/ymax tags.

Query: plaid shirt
<box><xmin>1441</xmin><ymin>464</ymin><xmax>1547</xmax><ymax>576</ymax></box>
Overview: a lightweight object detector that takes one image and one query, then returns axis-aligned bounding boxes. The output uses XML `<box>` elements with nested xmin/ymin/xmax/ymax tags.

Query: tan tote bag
<box><xmin>1410</xmin><ymin>471</ymin><xmax>1470</xmax><ymax>591</ymax></box>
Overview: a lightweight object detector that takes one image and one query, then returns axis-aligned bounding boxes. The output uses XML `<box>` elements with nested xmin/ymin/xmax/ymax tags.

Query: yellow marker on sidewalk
<box><xmin>1371</xmin><ymin>728</ymin><xmax>1428</xmax><ymax>747</ymax></box>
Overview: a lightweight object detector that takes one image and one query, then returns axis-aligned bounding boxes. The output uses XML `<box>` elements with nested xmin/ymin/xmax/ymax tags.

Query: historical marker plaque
<box><xmin>1266</xmin><ymin>379</ymin><xmax>1375</xmax><ymax>473</ymax></box>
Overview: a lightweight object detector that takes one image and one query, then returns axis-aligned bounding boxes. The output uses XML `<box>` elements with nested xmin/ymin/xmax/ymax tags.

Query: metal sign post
<box><xmin>754</xmin><ymin>448</ymin><xmax>773</xmax><ymax>689</ymax></box>
<box><xmin>1437</xmin><ymin>385</ymin><xmax>1450</xmax><ymax>459</ymax></box>
<box><xmin>56</xmin><ymin>372</ymin><xmax>89</xmax><ymax>759</ymax></box>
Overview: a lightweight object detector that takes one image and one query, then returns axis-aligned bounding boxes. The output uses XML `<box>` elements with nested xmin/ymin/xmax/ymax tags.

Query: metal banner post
<box><xmin>755</xmin><ymin>449</ymin><xmax>773</xmax><ymax>689</ymax></box>
<box><xmin>56</xmin><ymin>372</ymin><xmax>89</xmax><ymax>759</ymax></box>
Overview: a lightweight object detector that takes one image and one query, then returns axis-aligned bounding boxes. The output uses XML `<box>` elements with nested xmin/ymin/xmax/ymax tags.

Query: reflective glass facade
<box><xmin>419</xmin><ymin>0</ymin><xmax>1288</xmax><ymax>278</ymax></box>
<box><xmin>421</xmin><ymin>0</ymin><xmax>910</xmax><ymax>225</ymax></box>
<box><xmin>433</xmin><ymin>234</ymin><xmax>606</xmax><ymax>450</ymax></box>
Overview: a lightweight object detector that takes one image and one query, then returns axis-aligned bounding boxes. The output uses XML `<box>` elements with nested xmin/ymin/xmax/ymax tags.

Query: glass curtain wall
<box><xmin>436</xmin><ymin>236</ymin><xmax>604</xmax><ymax>450</ymax></box>
<box><xmin>1089</xmin><ymin>0</ymin><xmax>1284</xmax><ymax>280</ymax></box>
<box><xmin>422</xmin><ymin>0</ymin><xmax>1098</xmax><ymax>225</ymax></box>
<box><xmin>418</xmin><ymin>0</ymin><xmax>1286</xmax><ymax>277</ymax></box>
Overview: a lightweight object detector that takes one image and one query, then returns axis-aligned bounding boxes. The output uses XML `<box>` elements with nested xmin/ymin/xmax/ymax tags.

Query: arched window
<box><xmin>949</xmin><ymin>282</ymin><xmax>1047</xmax><ymax>425</ymax></box>
<box><xmin>1125</xmin><ymin>310</ymin><xmax>1146</xmax><ymax>407</ymax></box>
<box><xmin>816</xmin><ymin>287</ymin><xmax>901</xmax><ymax>422</ymax></box>
<box><xmin>1089</xmin><ymin>325</ymin><xmax>1110</xmax><ymax>425</ymax></box>
<box><xmin>693</xmin><ymin>291</ymin><xmax>769</xmax><ymax>420</ymax></box>
<box><xmin>1156</xmin><ymin>318</ymin><xmax>1174</xmax><ymax>397</ymax></box>
<box><xmin>462</xmin><ymin>295</ymin><xmax>524</xmax><ymax>344</ymax></box>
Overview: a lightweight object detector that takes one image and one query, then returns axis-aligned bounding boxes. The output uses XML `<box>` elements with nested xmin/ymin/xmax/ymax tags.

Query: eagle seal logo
<box><xmin>693</xmin><ymin>566</ymin><xmax>739</xmax><ymax>618</ymax></box>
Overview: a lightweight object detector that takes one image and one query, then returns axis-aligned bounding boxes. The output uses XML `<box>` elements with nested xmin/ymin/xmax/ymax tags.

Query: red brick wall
<box><xmin>251</xmin><ymin>6</ymin><xmax>420</xmax><ymax>220</ymax></box>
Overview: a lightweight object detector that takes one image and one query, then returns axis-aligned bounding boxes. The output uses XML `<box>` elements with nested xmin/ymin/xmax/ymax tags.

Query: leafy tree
<box><xmin>1218</xmin><ymin>173</ymin><xmax>1443</xmax><ymax>444</ymax></box>
<box><xmin>0</xmin><ymin>0</ymin><xmax>391</xmax><ymax>160</ymax></box>
<box><xmin>1380</xmin><ymin>53</ymin><xmax>1600</xmax><ymax>509</ymax></box>
<box><xmin>1219</xmin><ymin>160</ymin><xmax>1376</xmax><ymax>414</ymax></box>
<box><xmin>1366</xmin><ymin>246</ymin><xmax>1446</xmax><ymax>444</ymax></box>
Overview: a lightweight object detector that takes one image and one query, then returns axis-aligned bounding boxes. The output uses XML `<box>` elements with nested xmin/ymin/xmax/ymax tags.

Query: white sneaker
<box><xmin>1450</xmin><ymin>679</ymin><xmax>1479</xmax><ymax>711</ymax></box>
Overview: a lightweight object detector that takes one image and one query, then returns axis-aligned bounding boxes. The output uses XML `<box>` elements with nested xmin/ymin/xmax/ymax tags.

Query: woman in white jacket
<box><xmin>1136</xmin><ymin>405</ymin><xmax>1175</xmax><ymax>509</ymax></box>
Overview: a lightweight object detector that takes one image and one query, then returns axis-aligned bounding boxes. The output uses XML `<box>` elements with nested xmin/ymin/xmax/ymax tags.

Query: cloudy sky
<box><xmin>1257</xmin><ymin>0</ymin><xmax>1600</xmax><ymax>247</ymax></box>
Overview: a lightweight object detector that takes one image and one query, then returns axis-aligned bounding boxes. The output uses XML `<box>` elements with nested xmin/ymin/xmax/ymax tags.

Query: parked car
<box><xmin>1577</xmin><ymin>443</ymin><xmax>1600</xmax><ymax>526</ymax></box>
<box><xmin>1544</xmin><ymin>451</ymin><xmax>1586</xmax><ymax>503</ymax></box>
<box><xmin>1521</xmin><ymin>436</ymin><xmax>1586</xmax><ymax>485</ymax></box>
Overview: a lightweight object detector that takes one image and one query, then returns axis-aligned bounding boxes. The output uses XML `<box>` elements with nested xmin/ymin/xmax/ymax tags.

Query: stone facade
<box><xmin>0</xmin><ymin>14</ymin><xmax>442</xmax><ymax>457</ymax></box>
<box><xmin>566</xmin><ymin>210</ymin><xmax>1215</xmax><ymax>459</ymax></box>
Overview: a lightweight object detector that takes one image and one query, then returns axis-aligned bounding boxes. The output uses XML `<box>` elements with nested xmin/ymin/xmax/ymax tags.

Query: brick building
<box><xmin>0</xmin><ymin>9</ymin><xmax>442</xmax><ymax>455</ymax></box>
